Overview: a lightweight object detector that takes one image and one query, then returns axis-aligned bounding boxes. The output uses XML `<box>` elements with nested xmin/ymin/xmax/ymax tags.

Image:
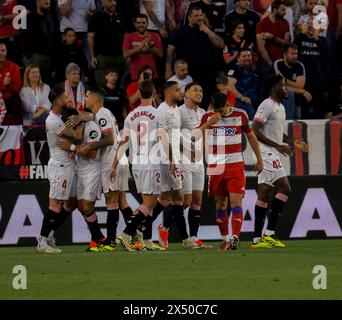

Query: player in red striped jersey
<box><xmin>193</xmin><ymin>92</ymin><xmax>263</xmax><ymax>251</ymax></box>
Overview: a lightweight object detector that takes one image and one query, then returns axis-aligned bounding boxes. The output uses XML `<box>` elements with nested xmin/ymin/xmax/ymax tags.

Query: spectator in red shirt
<box><xmin>0</xmin><ymin>0</ymin><xmax>22</xmax><ymax>66</ymax></box>
<box><xmin>215</xmin><ymin>74</ymin><xmax>236</xmax><ymax>107</ymax></box>
<box><xmin>0</xmin><ymin>42</ymin><xmax>22</xmax><ymax>125</ymax></box>
<box><xmin>256</xmin><ymin>0</ymin><xmax>291</xmax><ymax>77</ymax></box>
<box><xmin>123</xmin><ymin>14</ymin><xmax>163</xmax><ymax>81</ymax></box>
<box><xmin>126</xmin><ymin>65</ymin><xmax>161</xmax><ymax>110</ymax></box>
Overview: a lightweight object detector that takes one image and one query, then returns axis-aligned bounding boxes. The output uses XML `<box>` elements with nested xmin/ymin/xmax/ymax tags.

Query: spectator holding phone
<box><xmin>126</xmin><ymin>65</ymin><xmax>161</xmax><ymax>110</ymax></box>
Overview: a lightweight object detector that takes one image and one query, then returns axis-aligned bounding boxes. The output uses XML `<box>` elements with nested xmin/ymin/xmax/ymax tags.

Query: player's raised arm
<box><xmin>65</xmin><ymin>110</ymin><xmax>95</xmax><ymax>128</ymax></box>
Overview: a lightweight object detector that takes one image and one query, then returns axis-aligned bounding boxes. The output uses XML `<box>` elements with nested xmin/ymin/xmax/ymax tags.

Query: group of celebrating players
<box><xmin>36</xmin><ymin>74</ymin><xmax>309</xmax><ymax>253</ymax></box>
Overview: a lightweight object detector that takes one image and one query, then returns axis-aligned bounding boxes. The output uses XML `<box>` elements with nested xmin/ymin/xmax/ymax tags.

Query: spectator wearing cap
<box><xmin>227</xmin><ymin>48</ymin><xmax>261</xmax><ymax>119</ymax></box>
<box><xmin>88</xmin><ymin>0</ymin><xmax>127</xmax><ymax>86</ymax></box>
<box><xmin>224</xmin><ymin>0</ymin><xmax>260</xmax><ymax>46</ymax></box>
<box><xmin>167</xmin><ymin>59</ymin><xmax>193</xmax><ymax>93</ymax></box>
<box><xmin>123</xmin><ymin>14</ymin><xmax>163</xmax><ymax>82</ymax></box>
<box><xmin>62</xmin><ymin>63</ymin><xmax>86</xmax><ymax>111</ymax></box>
<box><xmin>21</xmin><ymin>0</ymin><xmax>60</xmax><ymax>84</ymax></box>
<box><xmin>0</xmin><ymin>41</ymin><xmax>22</xmax><ymax>125</ymax></box>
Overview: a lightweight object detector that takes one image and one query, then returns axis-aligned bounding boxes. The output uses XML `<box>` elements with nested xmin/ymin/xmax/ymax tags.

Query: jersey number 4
<box><xmin>273</xmin><ymin>160</ymin><xmax>283</xmax><ymax>169</ymax></box>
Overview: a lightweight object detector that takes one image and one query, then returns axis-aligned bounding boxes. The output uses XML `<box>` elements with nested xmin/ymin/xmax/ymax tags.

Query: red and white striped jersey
<box><xmin>199</xmin><ymin>108</ymin><xmax>252</xmax><ymax>171</ymax></box>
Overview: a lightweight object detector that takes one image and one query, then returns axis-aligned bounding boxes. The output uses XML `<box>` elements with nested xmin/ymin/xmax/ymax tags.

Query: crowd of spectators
<box><xmin>0</xmin><ymin>0</ymin><xmax>341</xmax><ymax>132</ymax></box>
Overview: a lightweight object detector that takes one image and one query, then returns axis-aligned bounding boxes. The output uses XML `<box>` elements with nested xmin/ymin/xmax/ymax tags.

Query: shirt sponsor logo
<box><xmin>99</xmin><ymin>118</ymin><xmax>107</xmax><ymax>127</ymax></box>
<box><xmin>89</xmin><ymin>130</ymin><xmax>98</xmax><ymax>139</ymax></box>
<box><xmin>213</xmin><ymin>127</ymin><xmax>237</xmax><ymax>136</ymax></box>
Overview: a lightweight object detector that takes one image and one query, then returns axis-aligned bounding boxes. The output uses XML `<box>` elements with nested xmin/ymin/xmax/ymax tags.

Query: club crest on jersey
<box><xmin>89</xmin><ymin>130</ymin><xmax>98</xmax><ymax>139</ymax></box>
<box><xmin>213</xmin><ymin>127</ymin><xmax>236</xmax><ymax>136</ymax></box>
<box><xmin>99</xmin><ymin>118</ymin><xmax>107</xmax><ymax>127</ymax></box>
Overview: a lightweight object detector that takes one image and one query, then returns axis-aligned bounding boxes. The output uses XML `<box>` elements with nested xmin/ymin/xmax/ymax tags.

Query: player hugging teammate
<box><xmin>38</xmin><ymin>76</ymin><xmax>308</xmax><ymax>253</ymax></box>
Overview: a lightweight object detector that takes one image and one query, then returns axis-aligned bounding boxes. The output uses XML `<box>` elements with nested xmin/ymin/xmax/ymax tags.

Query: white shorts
<box><xmin>48</xmin><ymin>159</ymin><xmax>76</xmax><ymax>201</ymax></box>
<box><xmin>133</xmin><ymin>169</ymin><xmax>161</xmax><ymax>195</ymax></box>
<box><xmin>258</xmin><ymin>153</ymin><xmax>287</xmax><ymax>187</ymax></box>
<box><xmin>77</xmin><ymin>170</ymin><xmax>101</xmax><ymax>202</ymax></box>
<box><xmin>179</xmin><ymin>165</ymin><xmax>205</xmax><ymax>194</ymax></box>
<box><xmin>102</xmin><ymin>164</ymin><xmax>129</xmax><ymax>193</ymax></box>
<box><xmin>160</xmin><ymin>164</ymin><xmax>182</xmax><ymax>192</ymax></box>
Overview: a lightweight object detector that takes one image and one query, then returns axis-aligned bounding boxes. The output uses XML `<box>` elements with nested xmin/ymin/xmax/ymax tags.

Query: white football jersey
<box><xmin>179</xmin><ymin>103</ymin><xmax>206</xmax><ymax>166</ymax></box>
<box><xmin>124</xmin><ymin>105</ymin><xmax>160</xmax><ymax>170</ymax></box>
<box><xmin>253</xmin><ymin>98</ymin><xmax>286</xmax><ymax>155</ymax></box>
<box><xmin>158</xmin><ymin>102</ymin><xmax>181</xmax><ymax>164</ymax></box>
<box><xmin>76</xmin><ymin>121</ymin><xmax>101</xmax><ymax>174</ymax></box>
<box><xmin>46</xmin><ymin>110</ymin><xmax>74</xmax><ymax>166</ymax></box>
<box><xmin>95</xmin><ymin>107</ymin><xmax>119</xmax><ymax>171</ymax></box>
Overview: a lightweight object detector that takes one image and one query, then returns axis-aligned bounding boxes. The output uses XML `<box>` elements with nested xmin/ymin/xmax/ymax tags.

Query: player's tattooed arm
<box><xmin>60</xmin><ymin>122</ymin><xmax>84</xmax><ymax>145</ymax></box>
<box><xmin>252</xmin><ymin>120</ymin><xmax>292</xmax><ymax>156</ymax></box>
<box><xmin>65</xmin><ymin>111</ymin><xmax>95</xmax><ymax>128</ymax></box>
<box><xmin>77</xmin><ymin>130</ymin><xmax>114</xmax><ymax>156</ymax></box>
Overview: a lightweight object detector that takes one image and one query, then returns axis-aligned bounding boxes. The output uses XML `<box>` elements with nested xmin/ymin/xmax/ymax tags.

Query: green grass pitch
<box><xmin>0</xmin><ymin>240</ymin><xmax>341</xmax><ymax>300</ymax></box>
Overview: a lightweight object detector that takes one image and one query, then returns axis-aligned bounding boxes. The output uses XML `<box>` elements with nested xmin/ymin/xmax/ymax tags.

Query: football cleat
<box><xmin>86</xmin><ymin>240</ymin><xmax>103</xmax><ymax>253</ymax></box>
<box><xmin>158</xmin><ymin>224</ymin><xmax>169</xmax><ymax>248</ymax></box>
<box><xmin>118</xmin><ymin>232</ymin><xmax>136</xmax><ymax>251</ymax></box>
<box><xmin>193</xmin><ymin>238</ymin><xmax>213</xmax><ymax>249</ymax></box>
<box><xmin>263</xmin><ymin>234</ymin><xmax>286</xmax><ymax>248</ymax></box>
<box><xmin>98</xmin><ymin>238</ymin><xmax>116</xmax><ymax>252</ymax></box>
<box><xmin>143</xmin><ymin>240</ymin><xmax>166</xmax><ymax>251</ymax></box>
<box><xmin>250</xmin><ymin>238</ymin><xmax>273</xmax><ymax>249</ymax></box>
<box><xmin>36</xmin><ymin>244</ymin><xmax>62</xmax><ymax>253</ymax></box>
<box><xmin>230</xmin><ymin>236</ymin><xmax>240</xmax><ymax>250</ymax></box>
<box><xmin>136</xmin><ymin>229</ymin><xmax>144</xmax><ymax>244</ymax></box>
<box><xmin>46</xmin><ymin>236</ymin><xmax>62</xmax><ymax>252</ymax></box>
<box><xmin>218</xmin><ymin>240</ymin><xmax>231</xmax><ymax>251</ymax></box>
<box><xmin>182</xmin><ymin>238</ymin><xmax>203</xmax><ymax>249</ymax></box>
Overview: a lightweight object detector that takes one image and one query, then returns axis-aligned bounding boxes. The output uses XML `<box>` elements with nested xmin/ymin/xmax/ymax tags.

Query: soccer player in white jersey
<box><xmin>37</xmin><ymin>87</ymin><xmax>84</xmax><ymax>253</ymax></box>
<box><xmin>57</xmin><ymin>108</ymin><xmax>113</xmax><ymax>252</ymax></box>
<box><xmin>73</xmin><ymin>88</ymin><xmax>129</xmax><ymax>246</ymax></box>
<box><xmin>154</xmin><ymin>81</ymin><xmax>201</xmax><ymax>249</ymax></box>
<box><xmin>111</xmin><ymin>80</ymin><xmax>164</xmax><ymax>251</ymax></box>
<box><xmin>251</xmin><ymin>75</ymin><xmax>309</xmax><ymax>249</ymax></box>
<box><xmin>178</xmin><ymin>82</ymin><xmax>209</xmax><ymax>248</ymax></box>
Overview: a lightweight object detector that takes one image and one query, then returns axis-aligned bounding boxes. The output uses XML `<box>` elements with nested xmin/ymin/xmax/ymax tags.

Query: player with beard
<box><xmin>251</xmin><ymin>75</ymin><xmax>309</xmax><ymax>248</ymax></box>
<box><xmin>66</xmin><ymin>87</ymin><xmax>130</xmax><ymax>248</ymax></box>
<box><xmin>153</xmin><ymin>81</ymin><xmax>202</xmax><ymax>249</ymax></box>
<box><xmin>57</xmin><ymin>108</ymin><xmax>113</xmax><ymax>252</ymax></box>
<box><xmin>37</xmin><ymin>87</ymin><xmax>83</xmax><ymax>253</ymax></box>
